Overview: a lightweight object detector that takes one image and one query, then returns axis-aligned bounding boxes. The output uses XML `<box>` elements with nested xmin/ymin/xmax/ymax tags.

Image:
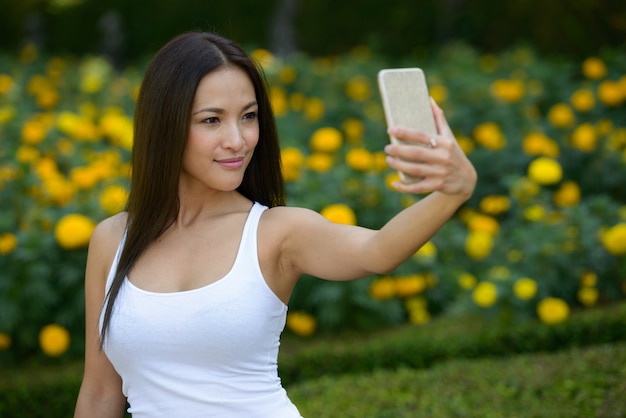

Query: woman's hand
<box><xmin>384</xmin><ymin>98</ymin><xmax>477</xmax><ymax>200</ymax></box>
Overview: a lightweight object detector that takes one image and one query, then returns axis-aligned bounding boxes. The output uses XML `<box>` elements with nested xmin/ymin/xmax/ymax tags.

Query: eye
<box><xmin>202</xmin><ymin>117</ymin><xmax>220</xmax><ymax>125</ymax></box>
<box><xmin>242</xmin><ymin>111</ymin><xmax>258</xmax><ymax>122</ymax></box>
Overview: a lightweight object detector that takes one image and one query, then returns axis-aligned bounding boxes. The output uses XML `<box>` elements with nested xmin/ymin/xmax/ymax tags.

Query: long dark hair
<box><xmin>100</xmin><ymin>32</ymin><xmax>285</xmax><ymax>345</ymax></box>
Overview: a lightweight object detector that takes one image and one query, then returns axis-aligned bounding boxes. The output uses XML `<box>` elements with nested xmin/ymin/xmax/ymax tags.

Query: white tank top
<box><xmin>101</xmin><ymin>202</ymin><xmax>302</xmax><ymax>417</ymax></box>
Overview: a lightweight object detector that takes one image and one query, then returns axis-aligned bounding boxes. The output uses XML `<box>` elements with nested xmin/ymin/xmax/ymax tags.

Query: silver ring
<box><xmin>429</xmin><ymin>137</ymin><xmax>438</xmax><ymax>148</ymax></box>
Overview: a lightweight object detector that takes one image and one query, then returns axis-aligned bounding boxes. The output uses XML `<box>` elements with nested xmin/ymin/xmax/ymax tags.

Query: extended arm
<box><xmin>281</xmin><ymin>99</ymin><xmax>476</xmax><ymax>281</ymax></box>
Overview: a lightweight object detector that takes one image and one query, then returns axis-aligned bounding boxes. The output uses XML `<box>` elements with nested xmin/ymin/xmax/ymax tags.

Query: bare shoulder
<box><xmin>263</xmin><ymin>205</ymin><xmax>323</xmax><ymax>223</ymax></box>
<box><xmin>90</xmin><ymin>212</ymin><xmax>128</xmax><ymax>251</ymax></box>
<box><xmin>86</xmin><ymin>212</ymin><xmax>128</xmax><ymax>281</ymax></box>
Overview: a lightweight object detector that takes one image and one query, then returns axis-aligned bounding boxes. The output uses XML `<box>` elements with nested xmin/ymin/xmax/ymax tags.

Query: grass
<box><xmin>288</xmin><ymin>342</ymin><xmax>626</xmax><ymax>417</ymax></box>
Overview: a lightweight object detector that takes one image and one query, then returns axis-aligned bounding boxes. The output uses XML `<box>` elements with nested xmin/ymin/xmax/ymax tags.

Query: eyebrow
<box><xmin>192</xmin><ymin>101</ymin><xmax>258</xmax><ymax>116</ymax></box>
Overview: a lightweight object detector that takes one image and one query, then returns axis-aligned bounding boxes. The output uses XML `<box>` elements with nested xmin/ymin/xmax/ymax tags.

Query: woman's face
<box><xmin>181</xmin><ymin>65</ymin><xmax>259</xmax><ymax>194</ymax></box>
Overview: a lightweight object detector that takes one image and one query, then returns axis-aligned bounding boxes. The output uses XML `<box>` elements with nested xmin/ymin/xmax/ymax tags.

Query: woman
<box><xmin>74</xmin><ymin>31</ymin><xmax>476</xmax><ymax>417</ymax></box>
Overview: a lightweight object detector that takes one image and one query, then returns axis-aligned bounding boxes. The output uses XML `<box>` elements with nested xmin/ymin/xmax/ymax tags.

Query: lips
<box><xmin>215</xmin><ymin>156</ymin><xmax>245</xmax><ymax>169</ymax></box>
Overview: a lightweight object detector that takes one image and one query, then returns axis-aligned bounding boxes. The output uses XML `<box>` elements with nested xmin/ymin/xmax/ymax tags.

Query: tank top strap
<box><xmin>241</xmin><ymin>202</ymin><xmax>267</xmax><ymax>244</ymax></box>
<box><xmin>105</xmin><ymin>228</ymin><xmax>127</xmax><ymax>293</ymax></box>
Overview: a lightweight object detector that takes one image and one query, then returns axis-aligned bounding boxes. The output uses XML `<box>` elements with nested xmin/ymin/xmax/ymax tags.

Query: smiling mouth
<box><xmin>216</xmin><ymin>156</ymin><xmax>245</xmax><ymax>168</ymax></box>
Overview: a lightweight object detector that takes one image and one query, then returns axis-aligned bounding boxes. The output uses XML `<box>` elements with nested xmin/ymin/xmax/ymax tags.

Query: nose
<box><xmin>222</xmin><ymin>122</ymin><xmax>245</xmax><ymax>151</ymax></box>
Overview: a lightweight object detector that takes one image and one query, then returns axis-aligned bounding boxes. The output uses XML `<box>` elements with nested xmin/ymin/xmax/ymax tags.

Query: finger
<box><xmin>388</xmin><ymin>127</ymin><xmax>434</xmax><ymax>149</ymax></box>
<box><xmin>390</xmin><ymin>177</ymin><xmax>438</xmax><ymax>195</ymax></box>
<box><xmin>430</xmin><ymin>97</ymin><xmax>453</xmax><ymax>138</ymax></box>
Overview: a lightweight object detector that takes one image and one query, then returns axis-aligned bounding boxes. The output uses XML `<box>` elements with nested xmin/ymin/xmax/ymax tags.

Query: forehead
<box><xmin>193</xmin><ymin>66</ymin><xmax>256</xmax><ymax>105</ymax></box>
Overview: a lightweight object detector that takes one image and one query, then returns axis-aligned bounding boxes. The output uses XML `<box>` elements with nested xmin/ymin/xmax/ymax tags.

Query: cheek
<box><xmin>246</xmin><ymin>125</ymin><xmax>260</xmax><ymax>149</ymax></box>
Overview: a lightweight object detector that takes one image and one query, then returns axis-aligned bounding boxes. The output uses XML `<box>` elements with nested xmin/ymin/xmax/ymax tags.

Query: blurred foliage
<box><xmin>0</xmin><ymin>0</ymin><xmax>624</xmax><ymax>63</ymax></box>
<box><xmin>1</xmin><ymin>301</ymin><xmax>625</xmax><ymax>417</ymax></box>
<box><xmin>0</xmin><ymin>36</ymin><xmax>625</xmax><ymax>365</ymax></box>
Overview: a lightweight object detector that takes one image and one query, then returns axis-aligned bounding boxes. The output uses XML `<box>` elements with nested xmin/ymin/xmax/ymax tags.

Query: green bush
<box><xmin>289</xmin><ymin>342</ymin><xmax>626</xmax><ymax>418</ymax></box>
<box><xmin>0</xmin><ymin>40</ymin><xmax>625</xmax><ymax>364</ymax></box>
<box><xmin>278</xmin><ymin>301</ymin><xmax>626</xmax><ymax>385</ymax></box>
<box><xmin>1</xmin><ymin>302</ymin><xmax>624</xmax><ymax>417</ymax></box>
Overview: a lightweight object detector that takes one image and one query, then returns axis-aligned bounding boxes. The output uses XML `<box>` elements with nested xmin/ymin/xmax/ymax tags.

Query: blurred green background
<box><xmin>1</xmin><ymin>0</ymin><xmax>625</xmax><ymax>62</ymax></box>
<box><xmin>0</xmin><ymin>0</ymin><xmax>625</xmax><ymax>371</ymax></box>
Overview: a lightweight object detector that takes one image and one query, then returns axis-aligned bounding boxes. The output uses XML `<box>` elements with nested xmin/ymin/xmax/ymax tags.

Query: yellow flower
<box><xmin>21</xmin><ymin>118</ymin><xmax>48</xmax><ymax>145</ymax></box>
<box><xmin>465</xmin><ymin>231</ymin><xmax>494</xmax><ymax>260</ymax></box>
<box><xmin>286</xmin><ymin>312</ymin><xmax>316</xmax><ymax>337</ymax></box>
<box><xmin>345</xmin><ymin>75</ymin><xmax>371</xmax><ymax>102</ymax></box>
<box><xmin>524</xmin><ymin>204</ymin><xmax>546</xmax><ymax>222</ymax></box>
<box><xmin>320</xmin><ymin>203</ymin><xmax>356</xmax><ymax>225</ymax></box>
<box><xmin>472</xmin><ymin>122</ymin><xmax>506</xmax><ymax>151</ymax></box>
<box><xmin>304</xmin><ymin>97</ymin><xmax>325</xmax><ymax>122</ymax></box>
<box><xmin>250</xmin><ymin>48</ymin><xmax>275</xmax><ymax>70</ymax></box>
<box><xmin>488</xmin><ymin>265</ymin><xmax>510</xmax><ymax>281</ymax></box>
<box><xmin>522</xmin><ymin>132</ymin><xmax>559</xmax><ymax>157</ymax></box>
<box><xmin>479</xmin><ymin>195</ymin><xmax>511</xmax><ymax>216</ymax></box>
<box><xmin>70</xmin><ymin>166</ymin><xmax>101</xmax><ymax>189</ymax></box>
<box><xmin>547</xmin><ymin>103</ymin><xmax>575</xmax><ymax>128</ymax></box>
<box><xmin>0</xmin><ymin>232</ymin><xmax>18</xmax><ymax>255</ymax></box>
<box><xmin>581</xmin><ymin>57</ymin><xmax>607</xmax><ymax>80</ymax></box>
<box><xmin>0</xmin><ymin>105</ymin><xmax>16</xmax><ymax>124</ymax></box>
<box><xmin>310</xmin><ymin>126</ymin><xmax>342</xmax><ymax>153</ymax></box>
<box><xmin>429</xmin><ymin>85</ymin><xmax>448</xmax><ymax>104</ymax></box>
<box><xmin>395</xmin><ymin>274</ymin><xmax>427</xmax><ymax>298</ymax></box>
<box><xmin>458</xmin><ymin>272</ymin><xmax>477</xmax><ymax>289</ymax></box>
<box><xmin>553</xmin><ymin>181</ymin><xmax>581</xmax><ymax>207</ymax></box>
<box><xmin>0</xmin><ymin>332</ymin><xmax>11</xmax><ymax>350</ymax></box>
<box><xmin>408</xmin><ymin>307</ymin><xmax>431</xmax><ymax>325</ymax></box>
<box><xmin>280</xmin><ymin>147</ymin><xmax>305</xmax><ymax>182</ymax></box>
<box><xmin>385</xmin><ymin>172</ymin><xmax>401</xmax><ymax>190</ymax></box>
<box><xmin>57</xmin><ymin>111</ymin><xmax>99</xmax><ymax>141</ymax></box>
<box><xmin>580</xmin><ymin>270</ymin><xmax>597</xmax><ymax>287</ymax></box>
<box><xmin>289</xmin><ymin>92</ymin><xmax>306</xmax><ymax>111</ymax></box>
<box><xmin>345</xmin><ymin>148</ymin><xmax>373</xmax><ymax>171</ymax></box>
<box><xmin>369</xmin><ymin>276</ymin><xmax>396</xmax><ymax>300</ymax></box>
<box><xmin>513</xmin><ymin>277</ymin><xmax>537</xmax><ymax>300</ymax></box>
<box><xmin>100</xmin><ymin>184</ymin><xmax>128</xmax><ymax>215</ymax></box>
<box><xmin>306</xmin><ymin>153</ymin><xmax>333</xmax><ymax>173</ymax></box>
<box><xmin>597</xmin><ymin>119</ymin><xmax>614</xmax><ymax>137</ymax></box>
<box><xmin>0</xmin><ymin>74</ymin><xmax>14</xmax><ymax>94</ymax></box>
<box><xmin>39</xmin><ymin>324</ymin><xmax>70</xmax><ymax>357</ymax></box>
<box><xmin>16</xmin><ymin>146</ymin><xmax>39</xmax><ymax>163</ymax></box>
<box><xmin>578</xmin><ymin>287</ymin><xmax>598</xmax><ymax>307</ymax></box>
<box><xmin>457</xmin><ymin>135</ymin><xmax>475</xmax><ymax>154</ymax></box>
<box><xmin>99</xmin><ymin>110</ymin><xmax>133</xmax><ymax>150</ymax></box>
<box><xmin>36</xmin><ymin>88</ymin><xmax>60</xmax><ymax>109</ymax></box>
<box><xmin>467</xmin><ymin>214</ymin><xmax>500</xmax><ymax>235</ymax></box>
<box><xmin>278</xmin><ymin>66</ymin><xmax>297</xmax><ymax>85</ymax></box>
<box><xmin>597</xmin><ymin>80</ymin><xmax>624</xmax><ymax>107</ymax></box>
<box><xmin>570</xmin><ymin>89</ymin><xmax>595</xmax><ymax>112</ymax></box>
<box><xmin>342</xmin><ymin>118</ymin><xmax>364</xmax><ymax>143</ymax></box>
<box><xmin>80</xmin><ymin>73</ymin><xmax>104</xmax><ymax>93</ymax></box>
<box><xmin>510</xmin><ymin>176</ymin><xmax>540</xmax><ymax>204</ymax></box>
<box><xmin>601</xmin><ymin>223</ymin><xmax>626</xmax><ymax>255</ymax></box>
<box><xmin>537</xmin><ymin>297</ymin><xmax>569</xmax><ymax>324</ymax></box>
<box><xmin>527</xmin><ymin>157</ymin><xmax>562</xmax><ymax>185</ymax></box>
<box><xmin>270</xmin><ymin>86</ymin><xmax>288</xmax><ymax>117</ymax></box>
<box><xmin>490</xmin><ymin>79</ymin><xmax>525</xmax><ymax>103</ymax></box>
<box><xmin>570</xmin><ymin>123</ymin><xmax>598</xmax><ymax>152</ymax></box>
<box><xmin>54</xmin><ymin>214</ymin><xmax>96</xmax><ymax>250</ymax></box>
<box><xmin>414</xmin><ymin>241</ymin><xmax>437</xmax><ymax>260</ymax></box>
<box><xmin>472</xmin><ymin>281</ymin><xmax>498</xmax><ymax>308</ymax></box>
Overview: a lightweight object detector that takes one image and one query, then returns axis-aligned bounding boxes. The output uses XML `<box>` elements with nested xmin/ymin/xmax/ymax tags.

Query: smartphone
<box><xmin>378</xmin><ymin>68</ymin><xmax>437</xmax><ymax>183</ymax></box>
